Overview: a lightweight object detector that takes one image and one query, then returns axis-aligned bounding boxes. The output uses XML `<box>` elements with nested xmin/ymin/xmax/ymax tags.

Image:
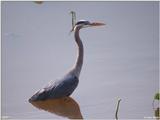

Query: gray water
<box><xmin>2</xmin><ymin>1</ymin><xmax>159</xmax><ymax>119</ymax></box>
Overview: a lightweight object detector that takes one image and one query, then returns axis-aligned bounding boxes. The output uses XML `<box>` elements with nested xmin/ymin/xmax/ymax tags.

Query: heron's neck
<box><xmin>72</xmin><ymin>28</ymin><xmax>84</xmax><ymax>77</ymax></box>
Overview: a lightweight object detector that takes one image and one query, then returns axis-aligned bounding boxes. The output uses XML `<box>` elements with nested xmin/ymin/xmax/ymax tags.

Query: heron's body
<box><xmin>29</xmin><ymin>74</ymin><xmax>79</xmax><ymax>101</ymax></box>
<box><xmin>29</xmin><ymin>20</ymin><xmax>105</xmax><ymax>102</ymax></box>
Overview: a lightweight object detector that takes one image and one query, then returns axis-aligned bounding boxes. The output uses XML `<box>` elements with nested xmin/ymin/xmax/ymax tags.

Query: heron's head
<box><xmin>73</xmin><ymin>20</ymin><xmax>105</xmax><ymax>31</ymax></box>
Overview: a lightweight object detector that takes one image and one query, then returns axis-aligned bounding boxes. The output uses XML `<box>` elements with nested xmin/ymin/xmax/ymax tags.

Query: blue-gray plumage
<box><xmin>29</xmin><ymin>75</ymin><xmax>78</xmax><ymax>101</ymax></box>
<box><xmin>29</xmin><ymin>20</ymin><xmax>105</xmax><ymax>102</ymax></box>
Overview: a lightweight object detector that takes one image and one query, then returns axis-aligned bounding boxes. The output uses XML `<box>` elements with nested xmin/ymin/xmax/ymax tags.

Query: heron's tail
<box><xmin>29</xmin><ymin>89</ymin><xmax>48</xmax><ymax>102</ymax></box>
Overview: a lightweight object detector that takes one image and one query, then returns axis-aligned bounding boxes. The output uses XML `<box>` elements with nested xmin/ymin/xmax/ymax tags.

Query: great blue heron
<box><xmin>29</xmin><ymin>20</ymin><xmax>105</xmax><ymax>102</ymax></box>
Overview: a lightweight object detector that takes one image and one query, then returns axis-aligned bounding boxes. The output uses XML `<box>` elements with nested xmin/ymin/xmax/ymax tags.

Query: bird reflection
<box><xmin>29</xmin><ymin>97</ymin><xmax>83</xmax><ymax>119</ymax></box>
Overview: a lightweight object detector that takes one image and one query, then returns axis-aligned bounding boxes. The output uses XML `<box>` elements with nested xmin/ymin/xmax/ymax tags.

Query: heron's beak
<box><xmin>89</xmin><ymin>22</ymin><xmax>105</xmax><ymax>27</ymax></box>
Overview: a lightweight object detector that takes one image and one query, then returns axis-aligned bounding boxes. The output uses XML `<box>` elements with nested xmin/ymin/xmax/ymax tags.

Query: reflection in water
<box><xmin>29</xmin><ymin>97</ymin><xmax>83</xmax><ymax>119</ymax></box>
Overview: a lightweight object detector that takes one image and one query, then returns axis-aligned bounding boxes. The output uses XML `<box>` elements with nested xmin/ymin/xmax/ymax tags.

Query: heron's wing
<box><xmin>29</xmin><ymin>80</ymin><xmax>57</xmax><ymax>101</ymax></box>
<box><xmin>29</xmin><ymin>75</ymin><xmax>79</xmax><ymax>102</ymax></box>
<box><xmin>48</xmin><ymin>75</ymin><xmax>79</xmax><ymax>98</ymax></box>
